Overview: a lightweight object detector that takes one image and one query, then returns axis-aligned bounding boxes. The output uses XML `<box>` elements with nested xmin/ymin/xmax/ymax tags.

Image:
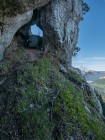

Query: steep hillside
<box><xmin>0</xmin><ymin>46</ymin><xmax>105</xmax><ymax>139</ymax></box>
<box><xmin>0</xmin><ymin>0</ymin><xmax>105</xmax><ymax>140</ymax></box>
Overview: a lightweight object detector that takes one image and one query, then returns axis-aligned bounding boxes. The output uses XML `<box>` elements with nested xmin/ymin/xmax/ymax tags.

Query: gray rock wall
<box><xmin>40</xmin><ymin>0</ymin><xmax>83</xmax><ymax>68</ymax></box>
<box><xmin>0</xmin><ymin>0</ymin><xmax>50</xmax><ymax>60</ymax></box>
<box><xmin>0</xmin><ymin>0</ymin><xmax>83</xmax><ymax>67</ymax></box>
<box><xmin>0</xmin><ymin>11</ymin><xmax>33</xmax><ymax>60</ymax></box>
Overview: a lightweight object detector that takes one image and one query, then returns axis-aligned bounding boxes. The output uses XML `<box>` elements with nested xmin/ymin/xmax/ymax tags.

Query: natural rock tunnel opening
<box><xmin>15</xmin><ymin>9</ymin><xmax>44</xmax><ymax>51</ymax></box>
<box><xmin>28</xmin><ymin>24</ymin><xmax>43</xmax><ymax>49</ymax></box>
<box><xmin>2</xmin><ymin>8</ymin><xmax>48</xmax><ymax>63</ymax></box>
<box><xmin>16</xmin><ymin>25</ymin><xmax>44</xmax><ymax>50</ymax></box>
<box><xmin>0</xmin><ymin>0</ymin><xmax>87</xmax><ymax>67</ymax></box>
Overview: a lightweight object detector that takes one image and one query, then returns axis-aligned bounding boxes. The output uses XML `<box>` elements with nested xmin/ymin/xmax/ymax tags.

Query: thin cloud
<box><xmin>73</xmin><ymin>60</ymin><xmax>86</xmax><ymax>63</ymax></box>
<box><xmin>74</xmin><ymin>57</ymin><xmax>105</xmax><ymax>61</ymax></box>
<box><xmin>73</xmin><ymin>57</ymin><xmax>105</xmax><ymax>71</ymax></box>
<box><xmin>86</xmin><ymin>57</ymin><xmax>105</xmax><ymax>60</ymax></box>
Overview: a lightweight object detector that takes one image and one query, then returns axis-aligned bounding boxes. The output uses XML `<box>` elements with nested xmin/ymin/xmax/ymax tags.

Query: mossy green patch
<box><xmin>68</xmin><ymin>69</ymin><xmax>83</xmax><ymax>84</ymax></box>
<box><xmin>88</xmin><ymin>97</ymin><xmax>96</xmax><ymax>108</ymax></box>
<box><xmin>1</xmin><ymin>57</ymin><xmax>105</xmax><ymax>139</ymax></box>
<box><xmin>52</xmin><ymin>81</ymin><xmax>105</xmax><ymax>139</ymax></box>
<box><xmin>15</xmin><ymin>58</ymin><xmax>61</xmax><ymax>139</ymax></box>
<box><xmin>52</xmin><ymin>83</ymin><xmax>88</xmax><ymax>136</ymax></box>
<box><xmin>16</xmin><ymin>91</ymin><xmax>52</xmax><ymax>140</ymax></box>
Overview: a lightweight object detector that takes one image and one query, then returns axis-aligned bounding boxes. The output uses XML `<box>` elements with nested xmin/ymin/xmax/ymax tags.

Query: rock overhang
<box><xmin>0</xmin><ymin>0</ymin><xmax>51</xmax><ymax>60</ymax></box>
<box><xmin>0</xmin><ymin>0</ymin><xmax>85</xmax><ymax>68</ymax></box>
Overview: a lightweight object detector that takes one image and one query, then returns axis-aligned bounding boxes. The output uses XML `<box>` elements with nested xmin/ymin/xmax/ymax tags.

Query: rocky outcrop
<box><xmin>1</xmin><ymin>1</ymin><xmax>104</xmax><ymax>140</ymax></box>
<box><xmin>0</xmin><ymin>0</ymin><xmax>50</xmax><ymax>60</ymax></box>
<box><xmin>40</xmin><ymin>0</ymin><xmax>83</xmax><ymax>68</ymax></box>
<box><xmin>0</xmin><ymin>11</ymin><xmax>33</xmax><ymax>60</ymax></box>
<box><xmin>0</xmin><ymin>0</ymin><xmax>50</xmax><ymax>18</ymax></box>
<box><xmin>0</xmin><ymin>0</ymin><xmax>83</xmax><ymax>68</ymax></box>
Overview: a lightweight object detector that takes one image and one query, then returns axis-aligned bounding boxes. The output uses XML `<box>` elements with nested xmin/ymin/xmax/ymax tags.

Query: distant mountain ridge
<box><xmin>84</xmin><ymin>71</ymin><xmax>105</xmax><ymax>82</ymax></box>
<box><xmin>84</xmin><ymin>71</ymin><xmax>105</xmax><ymax>94</ymax></box>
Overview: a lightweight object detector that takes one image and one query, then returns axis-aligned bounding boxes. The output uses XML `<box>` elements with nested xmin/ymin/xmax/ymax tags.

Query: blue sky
<box><xmin>73</xmin><ymin>0</ymin><xmax>105</xmax><ymax>71</ymax></box>
<box><xmin>31</xmin><ymin>25</ymin><xmax>43</xmax><ymax>37</ymax></box>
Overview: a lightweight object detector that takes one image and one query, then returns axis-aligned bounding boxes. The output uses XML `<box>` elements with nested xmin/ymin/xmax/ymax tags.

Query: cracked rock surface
<box><xmin>0</xmin><ymin>0</ymin><xmax>50</xmax><ymax>60</ymax></box>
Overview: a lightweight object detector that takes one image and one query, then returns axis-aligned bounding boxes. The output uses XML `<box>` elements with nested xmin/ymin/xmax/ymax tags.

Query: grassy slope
<box><xmin>0</xmin><ymin>46</ymin><xmax>105</xmax><ymax>139</ymax></box>
<box><xmin>12</xmin><ymin>59</ymin><xmax>105</xmax><ymax>139</ymax></box>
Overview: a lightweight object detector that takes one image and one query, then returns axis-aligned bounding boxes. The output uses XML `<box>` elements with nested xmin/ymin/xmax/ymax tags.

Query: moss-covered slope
<box><xmin>0</xmin><ymin>57</ymin><xmax>105</xmax><ymax>140</ymax></box>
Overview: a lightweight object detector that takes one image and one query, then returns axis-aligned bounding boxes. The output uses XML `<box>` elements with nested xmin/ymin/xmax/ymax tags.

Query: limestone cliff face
<box><xmin>40</xmin><ymin>0</ymin><xmax>82</xmax><ymax>68</ymax></box>
<box><xmin>0</xmin><ymin>0</ymin><xmax>50</xmax><ymax>60</ymax></box>
<box><xmin>0</xmin><ymin>11</ymin><xmax>33</xmax><ymax>60</ymax></box>
<box><xmin>0</xmin><ymin>0</ymin><xmax>83</xmax><ymax>68</ymax></box>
